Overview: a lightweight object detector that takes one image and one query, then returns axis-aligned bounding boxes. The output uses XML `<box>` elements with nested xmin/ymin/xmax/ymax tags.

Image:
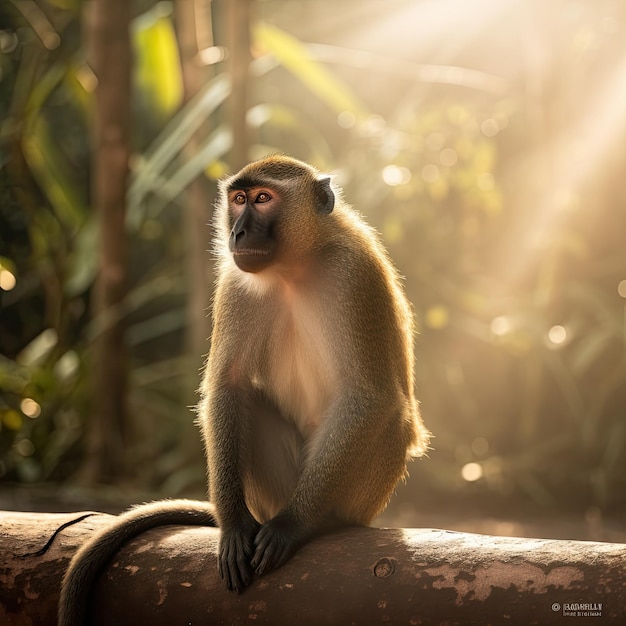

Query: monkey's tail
<box><xmin>58</xmin><ymin>499</ymin><xmax>217</xmax><ymax>626</ymax></box>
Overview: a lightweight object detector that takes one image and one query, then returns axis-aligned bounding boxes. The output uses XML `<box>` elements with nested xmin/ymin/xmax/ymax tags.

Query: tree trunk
<box><xmin>227</xmin><ymin>0</ymin><xmax>251</xmax><ymax>170</ymax></box>
<box><xmin>82</xmin><ymin>0</ymin><xmax>131</xmax><ymax>482</ymax></box>
<box><xmin>174</xmin><ymin>0</ymin><xmax>213</xmax><ymax>470</ymax></box>
<box><xmin>1</xmin><ymin>510</ymin><xmax>624</xmax><ymax>625</ymax></box>
<box><xmin>175</xmin><ymin>0</ymin><xmax>213</xmax><ymax>364</ymax></box>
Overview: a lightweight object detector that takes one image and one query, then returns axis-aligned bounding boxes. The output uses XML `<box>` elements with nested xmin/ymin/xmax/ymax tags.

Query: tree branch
<box><xmin>1</xmin><ymin>511</ymin><xmax>624</xmax><ymax>625</ymax></box>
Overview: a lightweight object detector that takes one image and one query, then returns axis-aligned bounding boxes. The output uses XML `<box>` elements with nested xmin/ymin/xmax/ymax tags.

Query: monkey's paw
<box><xmin>218</xmin><ymin>517</ymin><xmax>260</xmax><ymax>593</ymax></box>
<box><xmin>251</xmin><ymin>514</ymin><xmax>307</xmax><ymax>576</ymax></box>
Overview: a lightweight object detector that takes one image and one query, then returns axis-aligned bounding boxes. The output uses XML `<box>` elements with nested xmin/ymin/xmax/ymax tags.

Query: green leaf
<box><xmin>64</xmin><ymin>214</ymin><xmax>99</xmax><ymax>296</ymax></box>
<box><xmin>133</xmin><ymin>8</ymin><xmax>183</xmax><ymax>116</ymax></box>
<box><xmin>138</xmin><ymin>125</ymin><xmax>232</xmax><ymax>218</ymax></box>
<box><xmin>128</xmin><ymin>74</ymin><xmax>231</xmax><ymax>224</ymax></box>
<box><xmin>22</xmin><ymin>109</ymin><xmax>86</xmax><ymax>232</ymax></box>
<box><xmin>127</xmin><ymin>309</ymin><xmax>187</xmax><ymax>346</ymax></box>
<box><xmin>570</xmin><ymin>329</ymin><xmax>614</xmax><ymax>376</ymax></box>
<box><xmin>246</xmin><ymin>103</ymin><xmax>334</xmax><ymax>165</ymax></box>
<box><xmin>16</xmin><ymin>329</ymin><xmax>58</xmax><ymax>367</ymax></box>
<box><xmin>253</xmin><ymin>22</ymin><xmax>368</xmax><ymax>119</ymax></box>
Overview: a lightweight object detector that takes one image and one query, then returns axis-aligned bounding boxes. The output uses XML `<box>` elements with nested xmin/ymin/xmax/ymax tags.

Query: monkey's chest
<box><xmin>256</xmin><ymin>313</ymin><xmax>335</xmax><ymax>433</ymax></box>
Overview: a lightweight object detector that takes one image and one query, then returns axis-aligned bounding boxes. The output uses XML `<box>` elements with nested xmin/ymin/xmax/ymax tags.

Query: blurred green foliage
<box><xmin>1</xmin><ymin>0</ymin><xmax>625</xmax><ymax>513</ymax></box>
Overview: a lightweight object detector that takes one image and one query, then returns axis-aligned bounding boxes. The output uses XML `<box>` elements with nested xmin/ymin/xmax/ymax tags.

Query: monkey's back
<box><xmin>325</xmin><ymin>205</ymin><xmax>427</xmax><ymax>455</ymax></box>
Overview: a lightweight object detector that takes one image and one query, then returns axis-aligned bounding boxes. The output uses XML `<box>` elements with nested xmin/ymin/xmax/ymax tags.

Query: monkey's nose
<box><xmin>229</xmin><ymin>227</ymin><xmax>246</xmax><ymax>251</ymax></box>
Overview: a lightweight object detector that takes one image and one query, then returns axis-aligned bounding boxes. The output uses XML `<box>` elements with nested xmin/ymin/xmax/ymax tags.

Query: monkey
<box><xmin>57</xmin><ymin>155</ymin><xmax>429</xmax><ymax>625</ymax></box>
<box><xmin>202</xmin><ymin>154</ymin><xmax>429</xmax><ymax>589</ymax></box>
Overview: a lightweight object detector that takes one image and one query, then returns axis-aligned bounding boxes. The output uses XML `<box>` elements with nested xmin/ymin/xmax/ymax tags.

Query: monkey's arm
<box><xmin>202</xmin><ymin>380</ymin><xmax>261</xmax><ymax>592</ymax></box>
<box><xmin>200</xmin><ymin>281</ymin><xmax>265</xmax><ymax>592</ymax></box>
<box><xmin>58</xmin><ymin>500</ymin><xmax>216</xmax><ymax>626</ymax></box>
<box><xmin>251</xmin><ymin>391</ymin><xmax>404</xmax><ymax>575</ymax></box>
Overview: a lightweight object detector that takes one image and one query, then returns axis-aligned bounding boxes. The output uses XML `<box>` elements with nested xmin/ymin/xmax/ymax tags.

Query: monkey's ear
<box><xmin>314</xmin><ymin>177</ymin><xmax>335</xmax><ymax>214</ymax></box>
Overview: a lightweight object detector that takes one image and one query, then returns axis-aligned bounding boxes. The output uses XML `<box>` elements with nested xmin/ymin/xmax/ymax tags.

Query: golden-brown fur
<box><xmin>200</xmin><ymin>156</ymin><xmax>429</xmax><ymax>588</ymax></box>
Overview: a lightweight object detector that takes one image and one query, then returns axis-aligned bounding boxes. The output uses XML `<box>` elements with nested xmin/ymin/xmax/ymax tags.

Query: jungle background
<box><xmin>1</xmin><ymin>0</ymin><xmax>625</xmax><ymax>542</ymax></box>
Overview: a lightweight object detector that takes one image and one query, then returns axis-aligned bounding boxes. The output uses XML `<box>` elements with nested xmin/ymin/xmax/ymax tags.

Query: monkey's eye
<box><xmin>233</xmin><ymin>192</ymin><xmax>246</xmax><ymax>204</ymax></box>
<box><xmin>255</xmin><ymin>191</ymin><xmax>271</xmax><ymax>203</ymax></box>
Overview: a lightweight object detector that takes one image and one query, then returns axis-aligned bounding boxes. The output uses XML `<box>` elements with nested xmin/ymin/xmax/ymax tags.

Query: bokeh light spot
<box><xmin>480</xmin><ymin>118</ymin><xmax>500</xmax><ymax>137</ymax></box>
<box><xmin>337</xmin><ymin>110</ymin><xmax>356</xmax><ymax>129</ymax></box>
<box><xmin>15</xmin><ymin>439</ymin><xmax>35</xmax><ymax>457</ymax></box>
<box><xmin>382</xmin><ymin>165</ymin><xmax>411</xmax><ymax>186</ymax></box>
<box><xmin>0</xmin><ymin>269</ymin><xmax>16</xmax><ymax>291</ymax></box>
<box><xmin>20</xmin><ymin>398</ymin><xmax>41</xmax><ymax>419</ymax></box>
<box><xmin>548</xmin><ymin>325</ymin><xmax>567</xmax><ymax>345</ymax></box>
<box><xmin>471</xmin><ymin>437</ymin><xmax>489</xmax><ymax>457</ymax></box>
<box><xmin>440</xmin><ymin>147</ymin><xmax>458</xmax><ymax>166</ymax></box>
<box><xmin>491</xmin><ymin>316</ymin><xmax>511</xmax><ymax>336</ymax></box>
<box><xmin>461</xmin><ymin>462</ymin><xmax>483</xmax><ymax>482</ymax></box>
<box><xmin>421</xmin><ymin>164</ymin><xmax>440</xmax><ymax>183</ymax></box>
<box><xmin>198</xmin><ymin>46</ymin><xmax>226</xmax><ymax>65</ymax></box>
<box><xmin>425</xmin><ymin>305</ymin><xmax>449</xmax><ymax>329</ymax></box>
<box><xmin>2</xmin><ymin>410</ymin><xmax>22</xmax><ymax>431</ymax></box>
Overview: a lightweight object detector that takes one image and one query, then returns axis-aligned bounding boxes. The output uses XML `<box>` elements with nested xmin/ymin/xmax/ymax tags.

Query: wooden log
<box><xmin>0</xmin><ymin>510</ymin><xmax>624</xmax><ymax>625</ymax></box>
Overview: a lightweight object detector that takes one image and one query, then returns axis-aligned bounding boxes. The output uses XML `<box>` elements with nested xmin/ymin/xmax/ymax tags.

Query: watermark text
<box><xmin>552</xmin><ymin>602</ymin><xmax>603</xmax><ymax>617</ymax></box>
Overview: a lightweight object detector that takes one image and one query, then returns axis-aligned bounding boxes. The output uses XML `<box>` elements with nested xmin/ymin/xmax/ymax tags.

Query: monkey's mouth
<box><xmin>233</xmin><ymin>248</ymin><xmax>272</xmax><ymax>256</ymax></box>
<box><xmin>232</xmin><ymin>247</ymin><xmax>275</xmax><ymax>273</ymax></box>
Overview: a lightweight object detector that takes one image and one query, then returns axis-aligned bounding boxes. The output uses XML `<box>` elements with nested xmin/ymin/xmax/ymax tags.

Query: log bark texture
<box><xmin>0</xmin><ymin>510</ymin><xmax>624</xmax><ymax>625</ymax></box>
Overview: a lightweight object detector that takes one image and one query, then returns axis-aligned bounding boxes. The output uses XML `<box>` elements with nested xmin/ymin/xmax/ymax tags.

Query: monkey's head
<box><xmin>217</xmin><ymin>156</ymin><xmax>335</xmax><ymax>274</ymax></box>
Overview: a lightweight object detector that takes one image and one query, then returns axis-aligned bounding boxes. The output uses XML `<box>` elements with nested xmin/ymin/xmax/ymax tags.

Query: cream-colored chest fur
<box><xmin>258</xmin><ymin>287</ymin><xmax>336</xmax><ymax>435</ymax></box>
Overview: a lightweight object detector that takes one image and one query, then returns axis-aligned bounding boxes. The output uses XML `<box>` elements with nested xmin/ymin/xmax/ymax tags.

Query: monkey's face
<box><xmin>223</xmin><ymin>157</ymin><xmax>336</xmax><ymax>275</ymax></box>
<box><xmin>227</xmin><ymin>186</ymin><xmax>280</xmax><ymax>273</ymax></box>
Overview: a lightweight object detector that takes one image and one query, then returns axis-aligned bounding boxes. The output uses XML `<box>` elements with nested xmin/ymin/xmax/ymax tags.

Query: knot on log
<box><xmin>372</xmin><ymin>556</ymin><xmax>396</xmax><ymax>578</ymax></box>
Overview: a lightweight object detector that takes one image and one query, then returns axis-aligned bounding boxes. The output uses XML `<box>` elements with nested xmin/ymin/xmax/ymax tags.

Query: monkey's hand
<box><xmin>251</xmin><ymin>513</ymin><xmax>309</xmax><ymax>576</ymax></box>
<box><xmin>218</xmin><ymin>514</ymin><xmax>260</xmax><ymax>593</ymax></box>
